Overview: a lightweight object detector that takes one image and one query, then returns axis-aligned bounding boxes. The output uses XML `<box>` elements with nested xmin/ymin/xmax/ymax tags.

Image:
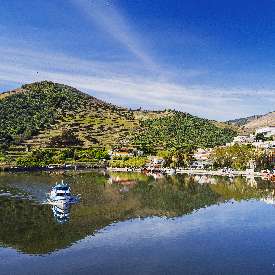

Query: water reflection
<box><xmin>0</xmin><ymin>171</ymin><xmax>274</xmax><ymax>255</ymax></box>
<box><xmin>51</xmin><ymin>204</ymin><xmax>71</xmax><ymax>224</ymax></box>
<box><xmin>108</xmin><ymin>174</ymin><xmax>138</xmax><ymax>193</ymax></box>
<box><xmin>193</xmin><ymin>174</ymin><xmax>217</xmax><ymax>185</ymax></box>
<box><xmin>246</xmin><ymin>175</ymin><xmax>258</xmax><ymax>187</ymax></box>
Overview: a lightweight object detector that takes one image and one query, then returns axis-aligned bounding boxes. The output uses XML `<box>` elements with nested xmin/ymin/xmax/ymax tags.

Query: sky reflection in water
<box><xmin>1</xmin><ymin>172</ymin><xmax>275</xmax><ymax>275</ymax></box>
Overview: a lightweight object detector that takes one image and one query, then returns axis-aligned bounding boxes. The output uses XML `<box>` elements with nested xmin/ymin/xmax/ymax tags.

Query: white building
<box><xmin>255</xmin><ymin>127</ymin><xmax>275</xmax><ymax>138</ymax></box>
<box><xmin>109</xmin><ymin>148</ymin><xmax>144</xmax><ymax>159</ymax></box>
<box><xmin>109</xmin><ymin>149</ymin><xmax>134</xmax><ymax>159</ymax></box>
<box><xmin>147</xmin><ymin>156</ymin><xmax>165</xmax><ymax>168</ymax></box>
<box><xmin>252</xmin><ymin>140</ymin><xmax>275</xmax><ymax>149</ymax></box>
<box><xmin>232</xmin><ymin>135</ymin><xmax>255</xmax><ymax>144</ymax></box>
<box><xmin>193</xmin><ymin>148</ymin><xmax>212</xmax><ymax>161</ymax></box>
<box><xmin>192</xmin><ymin>148</ymin><xmax>213</xmax><ymax>169</ymax></box>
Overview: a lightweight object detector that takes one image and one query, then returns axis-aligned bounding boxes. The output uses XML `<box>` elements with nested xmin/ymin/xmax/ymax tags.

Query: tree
<box><xmin>255</xmin><ymin>133</ymin><xmax>266</xmax><ymax>142</ymax></box>
<box><xmin>210</xmin><ymin>144</ymin><xmax>270</xmax><ymax>171</ymax></box>
<box><xmin>256</xmin><ymin>133</ymin><xmax>273</xmax><ymax>142</ymax></box>
<box><xmin>49</xmin><ymin>130</ymin><xmax>83</xmax><ymax>147</ymax></box>
<box><xmin>157</xmin><ymin>146</ymin><xmax>195</xmax><ymax>168</ymax></box>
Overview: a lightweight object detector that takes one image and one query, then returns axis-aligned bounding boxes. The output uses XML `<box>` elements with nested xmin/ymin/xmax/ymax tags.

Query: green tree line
<box><xmin>133</xmin><ymin>112</ymin><xmax>236</xmax><ymax>153</ymax></box>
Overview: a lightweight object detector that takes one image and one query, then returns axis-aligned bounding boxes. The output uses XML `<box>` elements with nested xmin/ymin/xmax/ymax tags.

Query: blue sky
<box><xmin>1</xmin><ymin>0</ymin><xmax>275</xmax><ymax>120</ymax></box>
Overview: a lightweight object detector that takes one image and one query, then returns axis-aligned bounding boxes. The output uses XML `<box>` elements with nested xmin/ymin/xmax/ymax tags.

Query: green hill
<box><xmin>133</xmin><ymin>112</ymin><xmax>236</xmax><ymax>151</ymax></box>
<box><xmin>0</xmin><ymin>81</ymin><xmax>236</xmax><ymax>162</ymax></box>
<box><xmin>0</xmin><ymin>81</ymin><xmax>137</xmax><ymax>150</ymax></box>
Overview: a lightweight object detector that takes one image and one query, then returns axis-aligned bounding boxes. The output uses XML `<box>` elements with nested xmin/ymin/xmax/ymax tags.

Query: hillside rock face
<box><xmin>242</xmin><ymin>112</ymin><xmax>275</xmax><ymax>132</ymax></box>
<box><xmin>226</xmin><ymin>115</ymin><xmax>263</xmax><ymax>127</ymax></box>
<box><xmin>227</xmin><ymin>112</ymin><xmax>275</xmax><ymax>133</ymax></box>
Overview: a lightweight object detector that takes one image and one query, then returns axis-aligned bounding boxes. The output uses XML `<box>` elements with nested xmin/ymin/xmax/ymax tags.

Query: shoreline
<box><xmin>0</xmin><ymin>164</ymin><xmax>262</xmax><ymax>178</ymax></box>
<box><xmin>108</xmin><ymin>167</ymin><xmax>261</xmax><ymax>177</ymax></box>
<box><xmin>0</xmin><ymin>163</ymin><xmax>106</xmax><ymax>173</ymax></box>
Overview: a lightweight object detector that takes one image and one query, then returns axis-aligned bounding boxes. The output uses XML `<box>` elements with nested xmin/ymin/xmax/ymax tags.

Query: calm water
<box><xmin>1</xmin><ymin>171</ymin><xmax>275</xmax><ymax>274</ymax></box>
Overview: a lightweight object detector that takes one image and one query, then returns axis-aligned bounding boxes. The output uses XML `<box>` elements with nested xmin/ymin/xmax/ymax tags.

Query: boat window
<box><xmin>56</xmin><ymin>187</ymin><xmax>69</xmax><ymax>191</ymax></box>
<box><xmin>56</xmin><ymin>193</ymin><xmax>66</xmax><ymax>196</ymax></box>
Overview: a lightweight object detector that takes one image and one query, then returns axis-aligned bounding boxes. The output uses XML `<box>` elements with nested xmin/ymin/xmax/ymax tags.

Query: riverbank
<box><xmin>0</xmin><ymin>163</ymin><xmax>262</xmax><ymax>178</ymax></box>
<box><xmin>0</xmin><ymin>163</ymin><xmax>106</xmax><ymax>173</ymax></box>
<box><xmin>107</xmin><ymin>167</ymin><xmax>262</xmax><ymax>177</ymax></box>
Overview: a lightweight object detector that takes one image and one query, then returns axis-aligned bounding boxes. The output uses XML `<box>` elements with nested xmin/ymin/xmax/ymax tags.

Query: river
<box><xmin>1</xmin><ymin>171</ymin><xmax>275</xmax><ymax>274</ymax></box>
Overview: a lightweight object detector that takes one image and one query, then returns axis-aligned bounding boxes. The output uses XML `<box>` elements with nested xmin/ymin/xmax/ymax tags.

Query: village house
<box><xmin>232</xmin><ymin>135</ymin><xmax>255</xmax><ymax>145</ymax></box>
<box><xmin>147</xmin><ymin>156</ymin><xmax>166</xmax><ymax>169</ymax></box>
<box><xmin>228</xmin><ymin>127</ymin><xmax>274</xmax><ymax>148</ymax></box>
<box><xmin>109</xmin><ymin>148</ymin><xmax>144</xmax><ymax>159</ymax></box>
<box><xmin>252</xmin><ymin>140</ymin><xmax>275</xmax><ymax>149</ymax></box>
<box><xmin>193</xmin><ymin>148</ymin><xmax>212</xmax><ymax>161</ymax></box>
<box><xmin>192</xmin><ymin>148</ymin><xmax>213</xmax><ymax>169</ymax></box>
<box><xmin>109</xmin><ymin>148</ymin><xmax>134</xmax><ymax>159</ymax></box>
<box><xmin>255</xmin><ymin>126</ymin><xmax>275</xmax><ymax>138</ymax></box>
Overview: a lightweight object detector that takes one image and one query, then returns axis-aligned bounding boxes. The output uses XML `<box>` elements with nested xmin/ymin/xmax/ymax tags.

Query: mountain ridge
<box><xmin>226</xmin><ymin>111</ymin><xmax>275</xmax><ymax>132</ymax></box>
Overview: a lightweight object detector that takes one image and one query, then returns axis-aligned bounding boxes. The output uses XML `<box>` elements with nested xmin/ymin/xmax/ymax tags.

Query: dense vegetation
<box><xmin>133</xmin><ymin>112</ymin><xmax>236</xmax><ymax>152</ymax></box>
<box><xmin>210</xmin><ymin>144</ymin><xmax>270</xmax><ymax>170</ymax></box>
<box><xmin>16</xmin><ymin>148</ymin><xmax>109</xmax><ymax>168</ymax></box>
<box><xmin>0</xmin><ymin>81</ymin><xmax>238</xmax><ymax>167</ymax></box>
<box><xmin>93</xmin><ymin>147</ymin><xmax>195</xmax><ymax>169</ymax></box>
<box><xmin>0</xmin><ymin>81</ymin><xmax>91</xmax><ymax>148</ymax></box>
<box><xmin>0</xmin><ymin>81</ymin><xmax>135</xmax><ymax>151</ymax></box>
<box><xmin>157</xmin><ymin>147</ymin><xmax>195</xmax><ymax>168</ymax></box>
<box><xmin>110</xmin><ymin>157</ymin><xmax>148</xmax><ymax>168</ymax></box>
<box><xmin>49</xmin><ymin>129</ymin><xmax>84</xmax><ymax>147</ymax></box>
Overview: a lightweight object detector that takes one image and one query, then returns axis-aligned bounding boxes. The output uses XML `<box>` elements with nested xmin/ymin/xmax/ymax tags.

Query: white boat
<box><xmin>48</xmin><ymin>181</ymin><xmax>72</xmax><ymax>203</ymax></box>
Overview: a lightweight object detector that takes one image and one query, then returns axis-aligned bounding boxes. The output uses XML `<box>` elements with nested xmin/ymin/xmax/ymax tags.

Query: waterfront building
<box><xmin>192</xmin><ymin>148</ymin><xmax>213</xmax><ymax>169</ymax></box>
<box><xmin>109</xmin><ymin>148</ymin><xmax>134</xmax><ymax>159</ymax></box>
<box><xmin>148</xmin><ymin>156</ymin><xmax>166</xmax><ymax>168</ymax></box>
<box><xmin>193</xmin><ymin>148</ymin><xmax>212</xmax><ymax>161</ymax></box>
<box><xmin>255</xmin><ymin>126</ymin><xmax>275</xmax><ymax>138</ymax></box>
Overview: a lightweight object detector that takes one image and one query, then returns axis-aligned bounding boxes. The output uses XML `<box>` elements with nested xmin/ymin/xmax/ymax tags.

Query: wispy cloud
<box><xmin>1</xmin><ymin>43</ymin><xmax>273</xmax><ymax>120</ymax></box>
<box><xmin>1</xmin><ymin>1</ymin><xmax>274</xmax><ymax>120</ymax></box>
<box><xmin>70</xmin><ymin>0</ymin><xmax>158</xmax><ymax>71</ymax></box>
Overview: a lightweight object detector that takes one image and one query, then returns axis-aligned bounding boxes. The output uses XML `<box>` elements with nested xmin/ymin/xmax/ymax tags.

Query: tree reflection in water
<box><xmin>0</xmin><ymin>171</ymin><xmax>274</xmax><ymax>255</ymax></box>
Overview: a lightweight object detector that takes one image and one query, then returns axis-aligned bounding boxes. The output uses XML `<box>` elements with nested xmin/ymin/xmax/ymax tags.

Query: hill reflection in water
<box><xmin>0</xmin><ymin>171</ymin><xmax>274</xmax><ymax>255</ymax></box>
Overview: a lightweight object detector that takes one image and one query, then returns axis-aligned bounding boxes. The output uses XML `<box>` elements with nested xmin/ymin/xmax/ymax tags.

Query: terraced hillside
<box><xmin>0</xmin><ymin>81</ymin><xmax>139</xmax><ymax>151</ymax></box>
<box><xmin>0</xmin><ymin>81</ymin><xmax>236</xmax><ymax>162</ymax></box>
